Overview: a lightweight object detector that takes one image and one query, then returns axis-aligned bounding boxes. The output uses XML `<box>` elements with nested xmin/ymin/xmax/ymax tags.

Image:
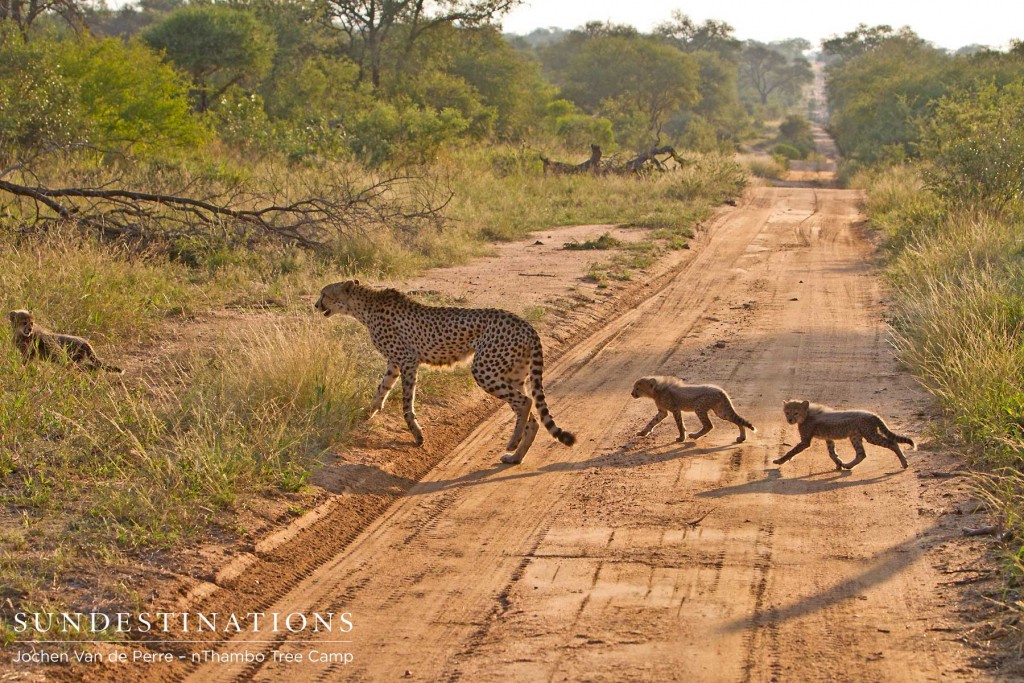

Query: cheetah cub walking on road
<box><xmin>631</xmin><ymin>376</ymin><xmax>756</xmax><ymax>444</ymax></box>
<box><xmin>774</xmin><ymin>400</ymin><xmax>915</xmax><ymax>471</ymax></box>
<box><xmin>9</xmin><ymin>310</ymin><xmax>123</xmax><ymax>373</ymax></box>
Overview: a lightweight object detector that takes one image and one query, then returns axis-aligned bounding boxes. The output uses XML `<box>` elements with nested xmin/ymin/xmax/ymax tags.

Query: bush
<box><xmin>0</xmin><ymin>27</ymin><xmax>206</xmax><ymax>156</ymax></box>
<box><xmin>542</xmin><ymin>99</ymin><xmax>615</xmax><ymax>149</ymax></box>
<box><xmin>920</xmin><ymin>81</ymin><xmax>1024</xmax><ymax>211</ymax></box>
<box><xmin>777</xmin><ymin>113</ymin><xmax>814</xmax><ymax>157</ymax></box>
<box><xmin>0</xmin><ymin>24</ymin><xmax>82</xmax><ymax>152</ymax></box>
<box><xmin>772</xmin><ymin>143</ymin><xmax>803</xmax><ymax>160</ymax></box>
<box><xmin>349</xmin><ymin>100</ymin><xmax>470</xmax><ymax>165</ymax></box>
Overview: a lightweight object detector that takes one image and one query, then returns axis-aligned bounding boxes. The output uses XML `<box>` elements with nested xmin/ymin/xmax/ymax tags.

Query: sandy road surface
<box><xmin>184</xmin><ymin>186</ymin><xmax>977</xmax><ymax>682</ymax></box>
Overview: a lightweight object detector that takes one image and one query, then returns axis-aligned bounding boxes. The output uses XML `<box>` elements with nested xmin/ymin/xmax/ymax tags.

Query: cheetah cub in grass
<box><xmin>631</xmin><ymin>376</ymin><xmax>755</xmax><ymax>443</ymax></box>
<box><xmin>9</xmin><ymin>310</ymin><xmax>123</xmax><ymax>373</ymax></box>
<box><xmin>774</xmin><ymin>400</ymin><xmax>915</xmax><ymax>471</ymax></box>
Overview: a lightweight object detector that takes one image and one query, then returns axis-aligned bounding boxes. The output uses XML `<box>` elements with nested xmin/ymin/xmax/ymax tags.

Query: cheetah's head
<box><xmin>315</xmin><ymin>280</ymin><xmax>361</xmax><ymax>318</ymax></box>
<box><xmin>631</xmin><ymin>377</ymin><xmax>656</xmax><ymax>399</ymax></box>
<box><xmin>8</xmin><ymin>310</ymin><xmax>34</xmax><ymax>337</ymax></box>
<box><xmin>783</xmin><ymin>400</ymin><xmax>810</xmax><ymax>425</ymax></box>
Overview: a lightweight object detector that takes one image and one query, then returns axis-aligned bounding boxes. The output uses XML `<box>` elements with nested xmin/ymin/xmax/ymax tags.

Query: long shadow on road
<box><xmin>718</xmin><ymin>526</ymin><xmax>933</xmax><ymax>633</ymax></box>
<box><xmin>697</xmin><ymin>467</ymin><xmax>905</xmax><ymax>499</ymax></box>
<box><xmin>410</xmin><ymin>441</ymin><xmax>738</xmax><ymax>495</ymax></box>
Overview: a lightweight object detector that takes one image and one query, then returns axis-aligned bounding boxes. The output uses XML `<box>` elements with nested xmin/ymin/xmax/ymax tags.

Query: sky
<box><xmin>501</xmin><ymin>0</ymin><xmax>1024</xmax><ymax>52</ymax></box>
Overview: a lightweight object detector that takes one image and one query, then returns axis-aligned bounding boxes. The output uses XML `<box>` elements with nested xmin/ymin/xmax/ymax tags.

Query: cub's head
<box><xmin>783</xmin><ymin>400</ymin><xmax>810</xmax><ymax>425</ymax></box>
<box><xmin>631</xmin><ymin>377</ymin><xmax>656</xmax><ymax>399</ymax></box>
<box><xmin>8</xmin><ymin>310</ymin><xmax>34</xmax><ymax>337</ymax></box>
<box><xmin>314</xmin><ymin>280</ymin><xmax>362</xmax><ymax>318</ymax></box>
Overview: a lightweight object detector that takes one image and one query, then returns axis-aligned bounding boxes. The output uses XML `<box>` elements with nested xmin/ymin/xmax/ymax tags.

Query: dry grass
<box><xmin>738</xmin><ymin>153</ymin><xmax>786</xmax><ymax>180</ymax></box>
<box><xmin>860</xmin><ymin>165</ymin><xmax>1024</xmax><ymax>571</ymax></box>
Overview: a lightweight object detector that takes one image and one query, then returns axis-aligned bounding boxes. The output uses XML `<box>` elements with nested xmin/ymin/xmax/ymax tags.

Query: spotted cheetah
<box><xmin>775</xmin><ymin>400</ymin><xmax>915</xmax><ymax>470</ymax></box>
<box><xmin>631</xmin><ymin>376</ymin><xmax>755</xmax><ymax>443</ymax></box>
<box><xmin>9</xmin><ymin>310</ymin><xmax>123</xmax><ymax>373</ymax></box>
<box><xmin>314</xmin><ymin>280</ymin><xmax>576</xmax><ymax>463</ymax></box>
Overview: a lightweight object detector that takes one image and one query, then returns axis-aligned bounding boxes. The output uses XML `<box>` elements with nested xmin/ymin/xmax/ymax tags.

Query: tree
<box><xmin>0</xmin><ymin>0</ymin><xmax>81</xmax><ymax>33</ymax></box>
<box><xmin>821</xmin><ymin>24</ymin><xmax>922</xmax><ymax>65</ymax></box>
<box><xmin>319</xmin><ymin>0</ymin><xmax>521</xmax><ymax>88</ymax></box>
<box><xmin>560</xmin><ymin>34</ymin><xmax>700</xmax><ymax>144</ymax></box>
<box><xmin>654</xmin><ymin>10</ymin><xmax>740</xmax><ymax>59</ymax></box>
<box><xmin>143</xmin><ymin>5</ymin><xmax>276</xmax><ymax>112</ymax></box>
<box><xmin>739</xmin><ymin>41</ymin><xmax>812</xmax><ymax>106</ymax></box>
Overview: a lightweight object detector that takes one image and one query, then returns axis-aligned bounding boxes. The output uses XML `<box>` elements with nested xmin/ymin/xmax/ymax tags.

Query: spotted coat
<box><xmin>315</xmin><ymin>280</ymin><xmax>575</xmax><ymax>463</ymax></box>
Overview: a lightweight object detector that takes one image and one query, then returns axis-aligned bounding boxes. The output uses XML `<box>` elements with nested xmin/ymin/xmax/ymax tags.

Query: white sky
<box><xmin>501</xmin><ymin>1</ymin><xmax>1024</xmax><ymax>51</ymax></box>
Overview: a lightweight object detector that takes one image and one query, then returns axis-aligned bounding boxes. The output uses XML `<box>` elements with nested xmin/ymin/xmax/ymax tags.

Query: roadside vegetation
<box><xmin>0</xmin><ymin>1</ymin><xmax>769</xmax><ymax>643</ymax></box>
<box><xmin>825</xmin><ymin>26</ymin><xmax>1024</xmax><ymax>598</ymax></box>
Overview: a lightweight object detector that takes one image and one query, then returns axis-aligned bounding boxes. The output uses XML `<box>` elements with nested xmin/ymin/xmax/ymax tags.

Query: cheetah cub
<box><xmin>774</xmin><ymin>400</ymin><xmax>915</xmax><ymax>471</ymax></box>
<box><xmin>631</xmin><ymin>376</ymin><xmax>755</xmax><ymax>444</ymax></box>
<box><xmin>9</xmin><ymin>310</ymin><xmax>123</xmax><ymax>373</ymax></box>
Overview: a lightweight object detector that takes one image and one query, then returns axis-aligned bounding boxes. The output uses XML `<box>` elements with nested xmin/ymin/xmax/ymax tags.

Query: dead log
<box><xmin>623</xmin><ymin>146</ymin><xmax>688</xmax><ymax>173</ymax></box>
<box><xmin>540</xmin><ymin>145</ymin><xmax>603</xmax><ymax>176</ymax></box>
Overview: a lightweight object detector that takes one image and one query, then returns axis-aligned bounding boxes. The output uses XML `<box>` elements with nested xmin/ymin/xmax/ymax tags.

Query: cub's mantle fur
<box><xmin>631</xmin><ymin>376</ymin><xmax>755</xmax><ymax>443</ymax></box>
<box><xmin>9</xmin><ymin>310</ymin><xmax>123</xmax><ymax>373</ymax></box>
<box><xmin>775</xmin><ymin>400</ymin><xmax>915</xmax><ymax>470</ymax></box>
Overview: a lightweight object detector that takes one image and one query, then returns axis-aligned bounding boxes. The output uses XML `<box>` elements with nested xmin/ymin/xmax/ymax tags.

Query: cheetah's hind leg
<box><xmin>502</xmin><ymin>413</ymin><xmax>539</xmax><ymax>464</ymax></box>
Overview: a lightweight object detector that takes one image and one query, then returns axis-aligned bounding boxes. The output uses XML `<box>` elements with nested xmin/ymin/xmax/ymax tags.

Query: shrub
<box><xmin>0</xmin><ymin>27</ymin><xmax>206</xmax><ymax>156</ymax></box>
<box><xmin>920</xmin><ymin>81</ymin><xmax>1024</xmax><ymax>211</ymax></box>
<box><xmin>772</xmin><ymin>143</ymin><xmax>803</xmax><ymax>160</ymax></box>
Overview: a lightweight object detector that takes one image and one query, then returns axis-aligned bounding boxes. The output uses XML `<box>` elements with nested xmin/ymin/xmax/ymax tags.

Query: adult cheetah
<box><xmin>314</xmin><ymin>280</ymin><xmax>576</xmax><ymax>464</ymax></box>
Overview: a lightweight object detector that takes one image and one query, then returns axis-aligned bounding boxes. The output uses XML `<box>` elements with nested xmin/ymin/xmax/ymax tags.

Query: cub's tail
<box><xmin>721</xmin><ymin>396</ymin><xmax>756</xmax><ymax>432</ymax></box>
<box><xmin>876</xmin><ymin>418</ymin><xmax>916</xmax><ymax>450</ymax></box>
<box><xmin>529</xmin><ymin>339</ymin><xmax>575</xmax><ymax>446</ymax></box>
<box><xmin>85</xmin><ymin>358</ymin><xmax>124</xmax><ymax>374</ymax></box>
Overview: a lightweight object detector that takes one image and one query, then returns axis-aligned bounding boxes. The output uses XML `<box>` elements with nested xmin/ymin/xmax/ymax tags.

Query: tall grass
<box><xmin>0</xmin><ymin>308</ymin><xmax>373</xmax><ymax>624</ymax></box>
<box><xmin>859</xmin><ymin>165</ymin><xmax>1024</xmax><ymax>568</ymax></box>
<box><xmin>443</xmin><ymin>148</ymin><xmax>746</xmax><ymax>241</ymax></box>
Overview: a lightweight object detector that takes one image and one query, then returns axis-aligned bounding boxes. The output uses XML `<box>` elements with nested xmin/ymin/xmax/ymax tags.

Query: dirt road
<box><xmin>175</xmin><ymin>184</ymin><xmax>981</xmax><ymax>682</ymax></box>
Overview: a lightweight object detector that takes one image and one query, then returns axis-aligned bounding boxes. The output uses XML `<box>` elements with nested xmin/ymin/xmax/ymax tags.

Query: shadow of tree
<box><xmin>718</xmin><ymin>528</ymin><xmax>931</xmax><ymax>633</ymax></box>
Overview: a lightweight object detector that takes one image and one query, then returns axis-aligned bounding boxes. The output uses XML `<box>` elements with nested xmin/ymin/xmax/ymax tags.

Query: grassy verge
<box><xmin>856</xmin><ymin>164</ymin><xmax>1024</xmax><ymax>568</ymax></box>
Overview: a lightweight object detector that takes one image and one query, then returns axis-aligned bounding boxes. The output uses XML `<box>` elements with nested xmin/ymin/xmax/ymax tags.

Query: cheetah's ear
<box><xmin>7</xmin><ymin>311</ymin><xmax>14</xmax><ymax>323</ymax></box>
<box><xmin>800</xmin><ymin>400</ymin><xmax>809</xmax><ymax>409</ymax></box>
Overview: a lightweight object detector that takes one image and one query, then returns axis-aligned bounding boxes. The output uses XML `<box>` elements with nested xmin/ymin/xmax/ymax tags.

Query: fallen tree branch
<box><xmin>623</xmin><ymin>145</ymin><xmax>688</xmax><ymax>173</ymax></box>
<box><xmin>0</xmin><ymin>170</ymin><xmax>452</xmax><ymax>253</ymax></box>
<box><xmin>540</xmin><ymin>145</ymin><xmax>603</xmax><ymax>175</ymax></box>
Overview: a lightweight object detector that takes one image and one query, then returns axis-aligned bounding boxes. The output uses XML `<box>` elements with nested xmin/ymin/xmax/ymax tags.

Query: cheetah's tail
<box><xmin>529</xmin><ymin>342</ymin><xmax>576</xmax><ymax>447</ymax></box>
<box><xmin>721</xmin><ymin>399</ymin><xmax>756</xmax><ymax>432</ymax></box>
<box><xmin>877</xmin><ymin>419</ymin><xmax>916</xmax><ymax>450</ymax></box>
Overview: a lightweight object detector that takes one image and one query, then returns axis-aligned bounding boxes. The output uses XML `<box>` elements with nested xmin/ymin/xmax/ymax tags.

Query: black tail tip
<box><xmin>557</xmin><ymin>431</ymin><xmax>576</xmax><ymax>447</ymax></box>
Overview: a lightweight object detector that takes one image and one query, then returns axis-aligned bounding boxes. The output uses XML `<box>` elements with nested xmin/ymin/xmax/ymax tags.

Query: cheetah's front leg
<box><xmin>773</xmin><ymin>438</ymin><xmax>811</xmax><ymax>465</ymax></box>
<box><xmin>638</xmin><ymin>410</ymin><xmax>668</xmax><ymax>437</ymax></box>
<box><xmin>367</xmin><ymin>361</ymin><xmax>400</xmax><ymax>419</ymax></box>
<box><xmin>826</xmin><ymin>440</ymin><xmax>844</xmax><ymax>471</ymax></box>
<box><xmin>400</xmin><ymin>361</ymin><xmax>424</xmax><ymax>446</ymax></box>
